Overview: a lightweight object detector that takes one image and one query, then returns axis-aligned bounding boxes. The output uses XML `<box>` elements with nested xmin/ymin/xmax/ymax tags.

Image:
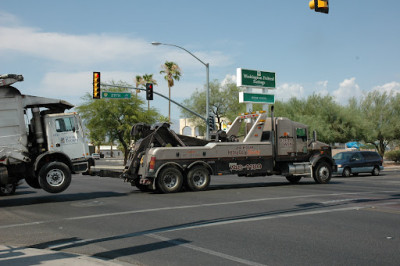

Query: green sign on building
<box><xmin>237</xmin><ymin>68</ymin><xmax>276</xmax><ymax>89</ymax></box>
<box><xmin>101</xmin><ymin>92</ymin><xmax>131</xmax><ymax>99</ymax></box>
<box><xmin>239</xmin><ymin>92</ymin><xmax>275</xmax><ymax>104</ymax></box>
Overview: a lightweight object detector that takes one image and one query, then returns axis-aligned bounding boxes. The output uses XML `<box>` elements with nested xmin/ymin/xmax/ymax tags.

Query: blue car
<box><xmin>333</xmin><ymin>151</ymin><xmax>384</xmax><ymax>177</ymax></box>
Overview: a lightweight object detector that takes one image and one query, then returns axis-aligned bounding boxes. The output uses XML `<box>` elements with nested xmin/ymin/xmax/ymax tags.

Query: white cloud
<box><xmin>315</xmin><ymin>80</ymin><xmax>329</xmax><ymax>96</ymax></box>
<box><xmin>221</xmin><ymin>74</ymin><xmax>236</xmax><ymax>86</ymax></box>
<box><xmin>332</xmin><ymin>77</ymin><xmax>364</xmax><ymax>104</ymax></box>
<box><xmin>0</xmin><ymin>26</ymin><xmax>153</xmax><ymax>65</ymax></box>
<box><xmin>372</xmin><ymin>81</ymin><xmax>400</xmax><ymax>94</ymax></box>
<box><xmin>0</xmin><ymin>11</ymin><xmax>20</xmax><ymax>26</ymax></box>
<box><xmin>275</xmin><ymin>83</ymin><xmax>305</xmax><ymax>101</ymax></box>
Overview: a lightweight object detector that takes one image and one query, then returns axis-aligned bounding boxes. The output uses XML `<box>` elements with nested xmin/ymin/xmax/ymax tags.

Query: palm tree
<box><xmin>135</xmin><ymin>75</ymin><xmax>144</xmax><ymax>95</ymax></box>
<box><xmin>142</xmin><ymin>74</ymin><xmax>158</xmax><ymax>110</ymax></box>
<box><xmin>160</xmin><ymin>61</ymin><xmax>182</xmax><ymax>122</ymax></box>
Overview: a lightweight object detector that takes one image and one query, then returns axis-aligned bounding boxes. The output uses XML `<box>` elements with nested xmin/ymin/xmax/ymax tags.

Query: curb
<box><xmin>0</xmin><ymin>245</ymin><xmax>132</xmax><ymax>266</ymax></box>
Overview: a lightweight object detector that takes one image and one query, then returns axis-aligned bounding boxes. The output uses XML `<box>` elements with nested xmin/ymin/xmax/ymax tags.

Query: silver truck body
<box><xmin>122</xmin><ymin>109</ymin><xmax>335</xmax><ymax>193</ymax></box>
<box><xmin>0</xmin><ymin>74</ymin><xmax>91</xmax><ymax>195</ymax></box>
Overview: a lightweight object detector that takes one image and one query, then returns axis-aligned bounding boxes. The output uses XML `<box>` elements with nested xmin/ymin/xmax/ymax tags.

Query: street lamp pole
<box><xmin>151</xmin><ymin>42</ymin><xmax>210</xmax><ymax>140</ymax></box>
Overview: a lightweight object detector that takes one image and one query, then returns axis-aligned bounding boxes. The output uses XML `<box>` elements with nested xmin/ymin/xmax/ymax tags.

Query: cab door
<box><xmin>46</xmin><ymin>115</ymin><xmax>88</xmax><ymax>159</ymax></box>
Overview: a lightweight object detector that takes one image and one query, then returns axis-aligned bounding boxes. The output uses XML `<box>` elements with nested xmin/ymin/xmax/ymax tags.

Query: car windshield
<box><xmin>333</xmin><ymin>152</ymin><xmax>353</xmax><ymax>160</ymax></box>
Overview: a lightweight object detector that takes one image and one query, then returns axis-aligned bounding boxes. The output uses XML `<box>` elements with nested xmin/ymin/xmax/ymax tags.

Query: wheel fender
<box><xmin>187</xmin><ymin>161</ymin><xmax>213</xmax><ymax>175</ymax></box>
<box><xmin>34</xmin><ymin>152</ymin><xmax>72</xmax><ymax>172</ymax></box>
<box><xmin>154</xmin><ymin>162</ymin><xmax>183</xmax><ymax>178</ymax></box>
<box><xmin>310</xmin><ymin>154</ymin><xmax>334</xmax><ymax>168</ymax></box>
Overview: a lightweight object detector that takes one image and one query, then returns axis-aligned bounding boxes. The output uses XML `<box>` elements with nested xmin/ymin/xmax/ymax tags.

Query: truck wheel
<box><xmin>134</xmin><ymin>179</ymin><xmax>152</xmax><ymax>192</ymax></box>
<box><xmin>156</xmin><ymin>167</ymin><xmax>183</xmax><ymax>193</ymax></box>
<box><xmin>0</xmin><ymin>183</ymin><xmax>16</xmax><ymax>196</ymax></box>
<box><xmin>38</xmin><ymin>162</ymin><xmax>71</xmax><ymax>193</ymax></box>
<box><xmin>342</xmin><ymin>167</ymin><xmax>351</xmax><ymax>177</ymax></box>
<box><xmin>25</xmin><ymin>176</ymin><xmax>41</xmax><ymax>189</ymax></box>
<box><xmin>313</xmin><ymin>162</ymin><xmax>332</xmax><ymax>184</ymax></box>
<box><xmin>286</xmin><ymin>175</ymin><xmax>302</xmax><ymax>184</ymax></box>
<box><xmin>186</xmin><ymin>166</ymin><xmax>211</xmax><ymax>191</ymax></box>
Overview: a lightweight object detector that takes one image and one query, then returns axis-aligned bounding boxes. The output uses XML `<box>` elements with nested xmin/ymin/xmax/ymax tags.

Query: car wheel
<box><xmin>342</xmin><ymin>167</ymin><xmax>351</xmax><ymax>177</ymax></box>
<box><xmin>38</xmin><ymin>162</ymin><xmax>71</xmax><ymax>193</ymax></box>
<box><xmin>286</xmin><ymin>175</ymin><xmax>302</xmax><ymax>184</ymax></box>
<box><xmin>156</xmin><ymin>166</ymin><xmax>183</xmax><ymax>193</ymax></box>
<box><xmin>313</xmin><ymin>162</ymin><xmax>332</xmax><ymax>184</ymax></box>
<box><xmin>186</xmin><ymin>166</ymin><xmax>211</xmax><ymax>191</ymax></box>
<box><xmin>372</xmin><ymin>166</ymin><xmax>380</xmax><ymax>176</ymax></box>
<box><xmin>0</xmin><ymin>183</ymin><xmax>16</xmax><ymax>196</ymax></box>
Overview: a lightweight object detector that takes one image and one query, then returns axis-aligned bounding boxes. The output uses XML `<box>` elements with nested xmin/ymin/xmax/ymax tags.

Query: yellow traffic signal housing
<box><xmin>93</xmin><ymin>72</ymin><xmax>101</xmax><ymax>99</ymax></box>
<box><xmin>309</xmin><ymin>0</ymin><xmax>329</xmax><ymax>14</ymax></box>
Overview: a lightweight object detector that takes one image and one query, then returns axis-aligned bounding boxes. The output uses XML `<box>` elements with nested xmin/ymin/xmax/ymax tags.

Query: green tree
<box><xmin>359</xmin><ymin>90</ymin><xmax>400</xmax><ymax>156</ymax></box>
<box><xmin>135</xmin><ymin>75</ymin><xmax>144</xmax><ymax>95</ymax></box>
<box><xmin>275</xmin><ymin>94</ymin><xmax>364</xmax><ymax>144</ymax></box>
<box><xmin>181</xmin><ymin>79</ymin><xmax>250</xmax><ymax>133</ymax></box>
<box><xmin>160</xmin><ymin>61</ymin><xmax>182</xmax><ymax>122</ymax></box>
<box><xmin>77</xmin><ymin>81</ymin><xmax>160</xmax><ymax>163</ymax></box>
<box><xmin>142</xmin><ymin>74</ymin><xmax>158</xmax><ymax>110</ymax></box>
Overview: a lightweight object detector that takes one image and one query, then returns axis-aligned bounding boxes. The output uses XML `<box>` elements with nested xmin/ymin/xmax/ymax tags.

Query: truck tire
<box><xmin>286</xmin><ymin>175</ymin><xmax>302</xmax><ymax>184</ymax></box>
<box><xmin>134</xmin><ymin>178</ymin><xmax>152</xmax><ymax>192</ymax></box>
<box><xmin>0</xmin><ymin>183</ymin><xmax>16</xmax><ymax>196</ymax></box>
<box><xmin>25</xmin><ymin>176</ymin><xmax>41</xmax><ymax>189</ymax></box>
<box><xmin>186</xmin><ymin>166</ymin><xmax>211</xmax><ymax>191</ymax></box>
<box><xmin>156</xmin><ymin>166</ymin><xmax>183</xmax><ymax>193</ymax></box>
<box><xmin>38</xmin><ymin>162</ymin><xmax>71</xmax><ymax>193</ymax></box>
<box><xmin>313</xmin><ymin>162</ymin><xmax>332</xmax><ymax>184</ymax></box>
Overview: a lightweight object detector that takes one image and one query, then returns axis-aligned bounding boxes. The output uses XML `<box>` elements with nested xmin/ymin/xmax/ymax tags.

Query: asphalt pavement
<box><xmin>1</xmin><ymin>158</ymin><xmax>399</xmax><ymax>265</ymax></box>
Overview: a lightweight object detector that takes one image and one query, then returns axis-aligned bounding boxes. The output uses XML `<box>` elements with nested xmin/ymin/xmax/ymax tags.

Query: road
<box><xmin>1</xmin><ymin>167</ymin><xmax>400</xmax><ymax>265</ymax></box>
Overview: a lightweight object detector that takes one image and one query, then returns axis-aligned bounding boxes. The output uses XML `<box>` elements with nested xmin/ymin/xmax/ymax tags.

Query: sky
<box><xmin>1</xmin><ymin>0</ymin><xmax>400</xmax><ymax>128</ymax></box>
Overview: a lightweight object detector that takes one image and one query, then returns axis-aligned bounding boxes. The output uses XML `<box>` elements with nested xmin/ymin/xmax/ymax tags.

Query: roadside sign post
<box><xmin>237</xmin><ymin>68</ymin><xmax>276</xmax><ymax>113</ymax></box>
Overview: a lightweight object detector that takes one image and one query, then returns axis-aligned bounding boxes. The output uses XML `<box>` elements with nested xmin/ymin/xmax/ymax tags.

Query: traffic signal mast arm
<box><xmin>101</xmin><ymin>83</ymin><xmax>207</xmax><ymax>123</ymax></box>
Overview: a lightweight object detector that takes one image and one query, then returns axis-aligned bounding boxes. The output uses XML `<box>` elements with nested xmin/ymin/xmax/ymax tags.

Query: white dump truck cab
<box><xmin>0</xmin><ymin>74</ymin><xmax>92</xmax><ymax>195</ymax></box>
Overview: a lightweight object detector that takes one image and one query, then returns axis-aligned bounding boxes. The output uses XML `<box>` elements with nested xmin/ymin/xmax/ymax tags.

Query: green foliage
<box><xmin>275</xmin><ymin>94</ymin><xmax>365</xmax><ymax>144</ymax></box>
<box><xmin>181</xmin><ymin>79</ymin><xmax>248</xmax><ymax>132</ymax></box>
<box><xmin>76</xmin><ymin>81</ymin><xmax>160</xmax><ymax>162</ymax></box>
<box><xmin>160</xmin><ymin>61</ymin><xmax>181</xmax><ymax>121</ymax></box>
<box><xmin>385</xmin><ymin>150</ymin><xmax>400</xmax><ymax>162</ymax></box>
<box><xmin>180</xmin><ymin>80</ymin><xmax>400</xmax><ymax>157</ymax></box>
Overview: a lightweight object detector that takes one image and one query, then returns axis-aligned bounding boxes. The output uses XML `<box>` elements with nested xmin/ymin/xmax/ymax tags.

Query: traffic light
<box><xmin>93</xmin><ymin>72</ymin><xmax>101</xmax><ymax>99</ymax></box>
<box><xmin>146</xmin><ymin>83</ymin><xmax>153</xmax><ymax>100</ymax></box>
<box><xmin>309</xmin><ymin>0</ymin><xmax>329</xmax><ymax>14</ymax></box>
<box><xmin>208</xmin><ymin>115</ymin><xmax>215</xmax><ymax>131</ymax></box>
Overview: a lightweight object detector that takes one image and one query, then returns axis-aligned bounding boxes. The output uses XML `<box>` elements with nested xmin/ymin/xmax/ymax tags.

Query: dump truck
<box><xmin>121</xmin><ymin>107</ymin><xmax>336</xmax><ymax>193</ymax></box>
<box><xmin>0</xmin><ymin>74</ymin><xmax>92</xmax><ymax>196</ymax></box>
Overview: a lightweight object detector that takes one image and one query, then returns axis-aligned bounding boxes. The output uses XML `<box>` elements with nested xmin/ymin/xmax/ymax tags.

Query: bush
<box><xmin>385</xmin><ymin>150</ymin><xmax>400</xmax><ymax>162</ymax></box>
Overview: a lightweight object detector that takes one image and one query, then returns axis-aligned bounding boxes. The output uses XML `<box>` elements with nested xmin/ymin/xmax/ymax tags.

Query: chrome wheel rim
<box><xmin>46</xmin><ymin>169</ymin><xmax>65</xmax><ymax>186</ymax></box>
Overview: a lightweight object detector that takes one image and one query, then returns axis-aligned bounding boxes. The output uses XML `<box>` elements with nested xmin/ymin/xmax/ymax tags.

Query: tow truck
<box><xmin>121</xmin><ymin>107</ymin><xmax>335</xmax><ymax>193</ymax></box>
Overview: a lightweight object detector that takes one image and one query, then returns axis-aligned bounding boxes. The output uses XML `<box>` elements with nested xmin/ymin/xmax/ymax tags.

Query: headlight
<box><xmin>337</xmin><ymin>164</ymin><xmax>342</xmax><ymax>168</ymax></box>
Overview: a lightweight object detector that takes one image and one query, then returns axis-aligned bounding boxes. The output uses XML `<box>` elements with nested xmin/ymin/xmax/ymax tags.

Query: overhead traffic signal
<box><xmin>208</xmin><ymin>115</ymin><xmax>215</xmax><ymax>131</ymax></box>
<box><xmin>146</xmin><ymin>83</ymin><xmax>153</xmax><ymax>100</ymax></box>
<box><xmin>93</xmin><ymin>72</ymin><xmax>101</xmax><ymax>99</ymax></box>
<box><xmin>309</xmin><ymin>0</ymin><xmax>329</xmax><ymax>14</ymax></box>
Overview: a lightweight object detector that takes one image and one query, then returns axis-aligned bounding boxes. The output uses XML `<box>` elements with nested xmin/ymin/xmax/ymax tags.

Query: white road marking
<box><xmin>39</xmin><ymin>206</ymin><xmax>359</xmax><ymax>265</ymax></box>
<box><xmin>147</xmin><ymin>233</ymin><xmax>268</xmax><ymax>266</ymax></box>
<box><xmin>0</xmin><ymin>190</ymin><xmax>396</xmax><ymax>230</ymax></box>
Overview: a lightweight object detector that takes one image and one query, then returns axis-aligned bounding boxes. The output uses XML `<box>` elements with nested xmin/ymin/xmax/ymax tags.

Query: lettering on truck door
<box><xmin>49</xmin><ymin>116</ymin><xmax>86</xmax><ymax>159</ymax></box>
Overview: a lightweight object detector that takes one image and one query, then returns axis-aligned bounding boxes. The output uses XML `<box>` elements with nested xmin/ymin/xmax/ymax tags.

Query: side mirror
<box><xmin>313</xmin><ymin>130</ymin><xmax>317</xmax><ymax>142</ymax></box>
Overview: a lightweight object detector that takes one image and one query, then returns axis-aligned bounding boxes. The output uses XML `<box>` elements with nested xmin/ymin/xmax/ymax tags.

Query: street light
<box><xmin>151</xmin><ymin>42</ymin><xmax>210</xmax><ymax>140</ymax></box>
